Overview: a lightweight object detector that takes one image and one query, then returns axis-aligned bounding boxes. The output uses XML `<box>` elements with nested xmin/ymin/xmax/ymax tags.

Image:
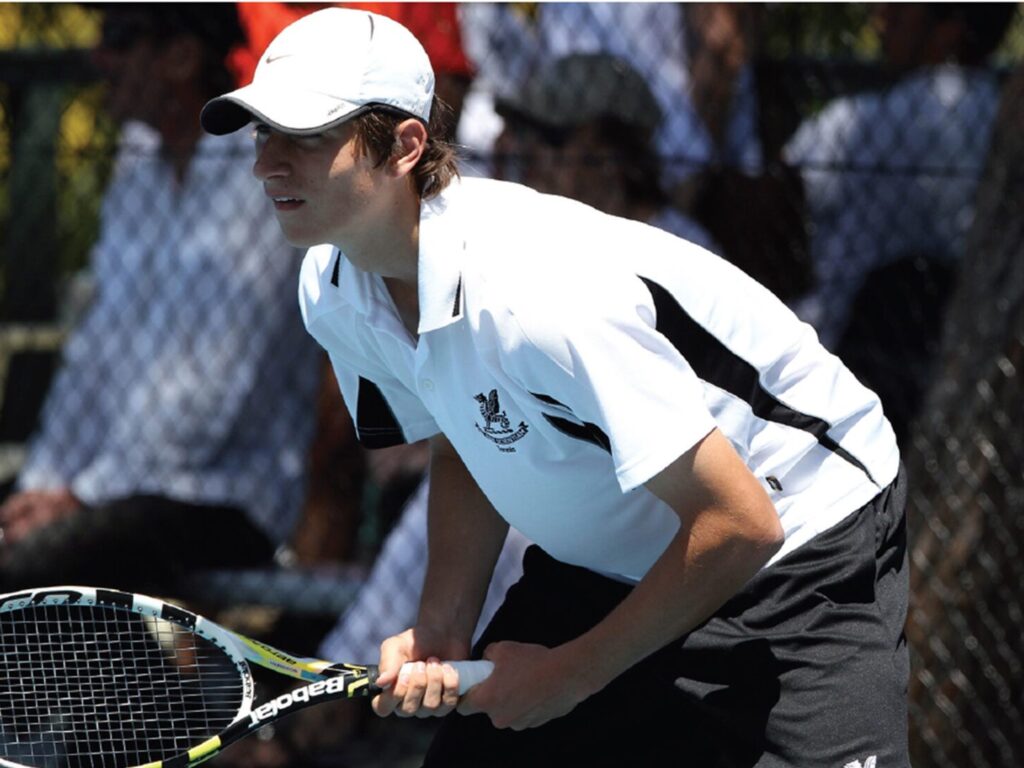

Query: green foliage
<box><xmin>1</xmin><ymin>3</ymin><xmax>110</xmax><ymax>314</ymax></box>
<box><xmin>761</xmin><ymin>3</ymin><xmax>880</xmax><ymax>60</ymax></box>
<box><xmin>0</xmin><ymin>3</ymin><xmax>101</xmax><ymax>49</ymax></box>
<box><xmin>761</xmin><ymin>2</ymin><xmax>1024</xmax><ymax>64</ymax></box>
<box><xmin>994</xmin><ymin>9</ymin><xmax>1024</xmax><ymax>65</ymax></box>
<box><xmin>55</xmin><ymin>85</ymin><xmax>118</xmax><ymax>277</ymax></box>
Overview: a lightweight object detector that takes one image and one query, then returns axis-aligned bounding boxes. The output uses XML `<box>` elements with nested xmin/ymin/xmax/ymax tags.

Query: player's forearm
<box><xmin>417</xmin><ymin>436</ymin><xmax>509</xmax><ymax>646</ymax></box>
<box><xmin>565</xmin><ymin>431</ymin><xmax>784</xmax><ymax>695</ymax></box>
<box><xmin>562</xmin><ymin>513</ymin><xmax>783</xmax><ymax>698</ymax></box>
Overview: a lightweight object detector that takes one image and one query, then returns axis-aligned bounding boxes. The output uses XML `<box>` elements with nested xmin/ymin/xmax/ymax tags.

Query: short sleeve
<box><xmin>328</xmin><ymin>352</ymin><xmax>440</xmax><ymax>448</ymax></box>
<box><xmin>498</xmin><ymin>273</ymin><xmax>716</xmax><ymax>492</ymax></box>
<box><xmin>300</xmin><ymin>246</ymin><xmax>440</xmax><ymax>447</ymax></box>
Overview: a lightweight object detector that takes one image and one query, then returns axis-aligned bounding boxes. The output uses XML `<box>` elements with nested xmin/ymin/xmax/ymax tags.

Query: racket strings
<box><xmin>0</xmin><ymin>603</ymin><xmax>245</xmax><ymax>767</ymax></box>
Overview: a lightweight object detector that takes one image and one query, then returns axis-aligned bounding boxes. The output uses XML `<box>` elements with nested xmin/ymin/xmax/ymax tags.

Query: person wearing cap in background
<box><xmin>786</xmin><ymin>2</ymin><xmax>1015</xmax><ymax>353</ymax></box>
<box><xmin>493</xmin><ymin>52</ymin><xmax>716</xmax><ymax>250</ymax></box>
<box><xmin>784</xmin><ymin>3</ymin><xmax>1016</xmax><ymax>444</ymax></box>
<box><xmin>201</xmin><ymin>8</ymin><xmax>909</xmax><ymax>767</ymax></box>
<box><xmin>0</xmin><ymin>4</ymin><xmax>321</xmax><ymax>594</ymax></box>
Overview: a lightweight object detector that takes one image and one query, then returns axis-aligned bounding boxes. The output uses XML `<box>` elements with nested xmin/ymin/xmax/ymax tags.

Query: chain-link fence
<box><xmin>1</xmin><ymin>4</ymin><xmax>1022</xmax><ymax>767</ymax></box>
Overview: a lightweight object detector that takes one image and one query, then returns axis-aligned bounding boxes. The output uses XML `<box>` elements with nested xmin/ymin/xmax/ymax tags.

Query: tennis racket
<box><xmin>0</xmin><ymin>585</ymin><xmax>493</xmax><ymax>768</ymax></box>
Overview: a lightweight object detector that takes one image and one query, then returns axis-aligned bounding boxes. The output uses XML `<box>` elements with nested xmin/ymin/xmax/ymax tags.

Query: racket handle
<box><xmin>451</xmin><ymin>659</ymin><xmax>495</xmax><ymax>694</ymax></box>
<box><xmin>397</xmin><ymin>659</ymin><xmax>495</xmax><ymax>695</ymax></box>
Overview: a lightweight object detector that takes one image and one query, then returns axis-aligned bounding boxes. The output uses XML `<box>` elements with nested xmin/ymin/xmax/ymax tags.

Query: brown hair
<box><xmin>352</xmin><ymin>96</ymin><xmax>459</xmax><ymax>199</ymax></box>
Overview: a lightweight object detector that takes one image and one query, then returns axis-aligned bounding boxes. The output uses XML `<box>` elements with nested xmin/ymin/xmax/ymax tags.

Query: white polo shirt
<box><xmin>300</xmin><ymin>177</ymin><xmax>899</xmax><ymax>582</ymax></box>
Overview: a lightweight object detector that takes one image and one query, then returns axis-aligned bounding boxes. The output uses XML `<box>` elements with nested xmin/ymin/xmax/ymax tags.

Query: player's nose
<box><xmin>253</xmin><ymin>131</ymin><xmax>291</xmax><ymax>182</ymax></box>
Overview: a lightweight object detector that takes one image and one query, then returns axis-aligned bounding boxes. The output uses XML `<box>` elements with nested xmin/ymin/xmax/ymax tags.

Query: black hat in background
<box><xmin>496</xmin><ymin>53</ymin><xmax>663</xmax><ymax>141</ymax></box>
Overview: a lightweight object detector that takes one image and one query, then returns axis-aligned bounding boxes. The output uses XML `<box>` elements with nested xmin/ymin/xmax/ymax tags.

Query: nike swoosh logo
<box><xmin>265</xmin><ymin>53</ymin><xmax>294</xmax><ymax>64</ymax></box>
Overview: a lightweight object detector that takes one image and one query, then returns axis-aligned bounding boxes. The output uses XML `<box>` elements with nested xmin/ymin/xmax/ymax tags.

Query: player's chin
<box><xmin>274</xmin><ymin>221</ymin><xmax>323</xmax><ymax>250</ymax></box>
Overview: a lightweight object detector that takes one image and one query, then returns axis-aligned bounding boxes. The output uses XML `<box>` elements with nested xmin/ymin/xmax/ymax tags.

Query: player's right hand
<box><xmin>372</xmin><ymin>628</ymin><xmax>466</xmax><ymax>719</ymax></box>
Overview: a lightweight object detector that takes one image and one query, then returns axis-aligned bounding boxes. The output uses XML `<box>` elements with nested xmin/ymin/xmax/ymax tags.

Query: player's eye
<box><xmin>292</xmin><ymin>132</ymin><xmax>327</xmax><ymax>147</ymax></box>
<box><xmin>251</xmin><ymin>123</ymin><xmax>271</xmax><ymax>145</ymax></box>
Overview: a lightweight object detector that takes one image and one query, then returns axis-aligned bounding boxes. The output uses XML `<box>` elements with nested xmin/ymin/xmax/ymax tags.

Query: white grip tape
<box><xmin>398</xmin><ymin>659</ymin><xmax>494</xmax><ymax>695</ymax></box>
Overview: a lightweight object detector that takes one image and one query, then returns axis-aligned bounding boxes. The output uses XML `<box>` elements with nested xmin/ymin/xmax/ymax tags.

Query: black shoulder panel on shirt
<box><xmin>638</xmin><ymin>276</ymin><xmax>876</xmax><ymax>484</ymax></box>
<box><xmin>356</xmin><ymin>377</ymin><xmax>407</xmax><ymax>448</ymax></box>
<box><xmin>543</xmin><ymin>414</ymin><xmax>612</xmax><ymax>454</ymax></box>
<box><xmin>530</xmin><ymin>392</ymin><xmax>612</xmax><ymax>454</ymax></box>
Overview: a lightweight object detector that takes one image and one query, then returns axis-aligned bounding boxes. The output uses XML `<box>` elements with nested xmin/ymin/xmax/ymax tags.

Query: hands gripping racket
<box><xmin>0</xmin><ymin>586</ymin><xmax>492</xmax><ymax>768</ymax></box>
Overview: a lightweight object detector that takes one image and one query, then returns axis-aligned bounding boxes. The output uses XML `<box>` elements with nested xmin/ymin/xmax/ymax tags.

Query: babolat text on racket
<box><xmin>0</xmin><ymin>586</ymin><xmax>492</xmax><ymax>768</ymax></box>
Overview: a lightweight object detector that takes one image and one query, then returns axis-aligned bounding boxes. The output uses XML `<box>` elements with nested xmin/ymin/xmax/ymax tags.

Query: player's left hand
<box><xmin>456</xmin><ymin>641</ymin><xmax>592</xmax><ymax>730</ymax></box>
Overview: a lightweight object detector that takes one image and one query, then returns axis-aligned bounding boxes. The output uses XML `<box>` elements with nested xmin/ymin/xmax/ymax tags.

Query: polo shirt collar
<box><xmin>417</xmin><ymin>184</ymin><xmax>465</xmax><ymax>334</ymax></box>
<box><xmin>330</xmin><ymin>247</ymin><xmax>383</xmax><ymax>318</ymax></box>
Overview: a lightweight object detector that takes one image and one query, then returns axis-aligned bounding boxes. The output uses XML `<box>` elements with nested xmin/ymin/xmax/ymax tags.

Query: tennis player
<box><xmin>201</xmin><ymin>9</ymin><xmax>909</xmax><ymax>767</ymax></box>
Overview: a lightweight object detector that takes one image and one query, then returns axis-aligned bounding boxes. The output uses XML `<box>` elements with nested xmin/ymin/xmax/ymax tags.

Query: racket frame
<box><xmin>0</xmin><ymin>586</ymin><xmax>379</xmax><ymax>768</ymax></box>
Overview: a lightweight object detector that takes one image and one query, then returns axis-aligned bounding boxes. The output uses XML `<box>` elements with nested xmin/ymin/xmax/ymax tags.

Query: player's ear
<box><xmin>391</xmin><ymin>118</ymin><xmax>427</xmax><ymax>179</ymax></box>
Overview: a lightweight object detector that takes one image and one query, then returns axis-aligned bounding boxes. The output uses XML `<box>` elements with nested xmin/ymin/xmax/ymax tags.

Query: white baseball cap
<box><xmin>201</xmin><ymin>8</ymin><xmax>434</xmax><ymax>136</ymax></box>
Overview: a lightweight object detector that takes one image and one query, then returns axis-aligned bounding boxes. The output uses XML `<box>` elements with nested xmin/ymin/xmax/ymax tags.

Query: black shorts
<box><xmin>423</xmin><ymin>465</ymin><xmax>909</xmax><ymax>767</ymax></box>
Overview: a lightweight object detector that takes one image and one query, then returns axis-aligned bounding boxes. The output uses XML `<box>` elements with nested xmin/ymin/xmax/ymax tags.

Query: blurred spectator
<box><xmin>493</xmin><ymin>52</ymin><xmax>717</xmax><ymax>248</ymax></box>
<box><xmin>458</xmin><ymin>4</ymin><xmax>809</xmax><ymax>302</ymax></box>
<box><xmin>784</xmin><ymin>2</ymin><xmax>1016</xmax><ymax>441</ymax></box>
<box><xmin>0</xmin><ymin>5</ymin><xmax>322</xmax><ymax>593</ymax></box>
<box><xmin>678</xmin><ymin>4</ymin><xmax>812</xmax><ymax>303</ymax></box>
<box><xmin>457</xmin><ymin>3</ymin><xmax>761</xmax><ymax>182</ymax></box>
<box><xmin>786</xmin><ymin>3</ymin><xmax>1015</xmax><ymax>348</ymax></box>
<box><xmin>228</xmin><ymin>2</ymin><xmax>473</xmax><ymax>138</ymax></box>
<box><xmin>683</xmin><ymin>4</ymin><xmax>760</xmax><ymax>165</ymax></box>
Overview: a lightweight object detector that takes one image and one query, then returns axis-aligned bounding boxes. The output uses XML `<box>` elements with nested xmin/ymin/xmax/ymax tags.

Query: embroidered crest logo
<box><xmin>474</xmin><ymin>389</ymin><xmax>528</xmax><ymax>452</ymax></box>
